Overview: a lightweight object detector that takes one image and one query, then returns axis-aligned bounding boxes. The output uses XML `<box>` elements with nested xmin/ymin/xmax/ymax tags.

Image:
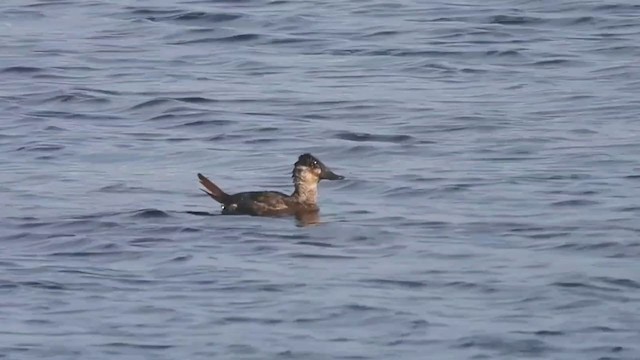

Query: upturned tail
<box><xmin>197</xmin><ymin>173</ymin><xmax>230</xmax><ymax>204</ymax></box>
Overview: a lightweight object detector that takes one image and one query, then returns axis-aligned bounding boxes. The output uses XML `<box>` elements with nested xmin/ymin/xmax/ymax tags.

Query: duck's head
<box><xmin>292</xmin><ymin>153</ymin><xmax>344</xmax><ymax>184</ymax></box>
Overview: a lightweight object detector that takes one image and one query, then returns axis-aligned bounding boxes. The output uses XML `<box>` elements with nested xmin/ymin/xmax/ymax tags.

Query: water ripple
<box><xmin>1</xmin><ymin>0</ymin><xmax>640</xmax><ymax>359</ymax></box>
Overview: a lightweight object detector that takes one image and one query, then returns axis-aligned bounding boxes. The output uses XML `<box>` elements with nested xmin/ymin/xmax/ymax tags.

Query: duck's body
<box><xmin>198</xmin><ymin>153</ymin><xmax>344</xmax><ymax>216</ymax></box>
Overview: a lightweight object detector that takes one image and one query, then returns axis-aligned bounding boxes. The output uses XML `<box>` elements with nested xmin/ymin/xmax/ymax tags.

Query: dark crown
<box><xmin>295</xmin><ymin>153</ymin><xmax>320</xmax><ymax>167</ymax></box>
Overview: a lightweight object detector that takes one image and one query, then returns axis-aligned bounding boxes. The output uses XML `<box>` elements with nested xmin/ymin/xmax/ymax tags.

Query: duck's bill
<box><xmin>321</xmin><ymin>168</ymin><xmax>345</xmax><ymax>180</ymax></box>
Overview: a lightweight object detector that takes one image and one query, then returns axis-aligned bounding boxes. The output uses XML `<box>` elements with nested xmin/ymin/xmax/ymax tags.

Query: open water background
<box><xmin>1</xmin><ymin>0</ymin><xmax>640</xmax><ymax>359</ymax></box>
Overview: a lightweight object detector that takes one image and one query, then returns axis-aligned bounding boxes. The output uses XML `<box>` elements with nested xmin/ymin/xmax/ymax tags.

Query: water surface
<box><xmin>1</xmin><ymin>0</ymin><xmax>640</xmax><ymax>359</ymax></box>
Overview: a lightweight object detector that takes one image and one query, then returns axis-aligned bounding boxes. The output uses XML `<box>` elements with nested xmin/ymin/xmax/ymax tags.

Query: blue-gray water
<box><xmin>2</xmin><ymin>0</ymin><xmax>640</xmax><ymax>359</ymax></box>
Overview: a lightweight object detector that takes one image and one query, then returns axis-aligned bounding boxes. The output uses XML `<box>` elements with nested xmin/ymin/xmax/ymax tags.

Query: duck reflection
<box><xmin>294</xmin><ymin>210</ymin><xmax>320</xmax><ymax>227</ymax></box>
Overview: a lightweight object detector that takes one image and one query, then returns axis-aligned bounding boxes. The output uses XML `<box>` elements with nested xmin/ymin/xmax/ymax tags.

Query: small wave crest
<box><xmin>334</xmin><ymin>131</ymin><xmax>414</xmax><ymax>143</ymax></box>
<box><xmin>130</xmin><ymin>209</ymin><xmax>170</xmax><ymax>219</ymax></box>
<box><xmin>145</xmin><ymin>11</ymin><xmax>241</xmax><ymax>24</ymax></box>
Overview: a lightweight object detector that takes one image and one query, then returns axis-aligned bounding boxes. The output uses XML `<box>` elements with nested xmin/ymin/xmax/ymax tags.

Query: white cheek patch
<box><xmin>294</xmin><ymin>166</ymin><xmax>321</xmax><ymax>183</ymax></box>
<box><xmin>297</xmin><ymin>166</ymin><xmax>311</xmax><ymax>177</ymax></box>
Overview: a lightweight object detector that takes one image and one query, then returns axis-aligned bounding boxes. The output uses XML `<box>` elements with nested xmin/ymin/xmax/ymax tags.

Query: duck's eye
<box><xmin>312</xmin><ymin>160</ymin><xmax>318</xmax><ymax>166</ymax></box>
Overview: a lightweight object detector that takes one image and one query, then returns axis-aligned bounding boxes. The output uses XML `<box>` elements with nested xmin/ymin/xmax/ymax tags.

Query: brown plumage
<box><xmin>197</xmin><ymin>173</ymin><xmax>230</xmax><ymax>204</ymax></box>
<box><xmin>197</xmin><ymin>153</ymin><xmax>344</xmax><ymax>216</ymax></box>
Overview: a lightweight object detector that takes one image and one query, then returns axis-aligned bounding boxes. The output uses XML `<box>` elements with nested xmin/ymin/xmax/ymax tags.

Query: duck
<box><xmin>197</xmin><ymin>153</ymin><xmax>344</xmax><ymax>216</ymax></box>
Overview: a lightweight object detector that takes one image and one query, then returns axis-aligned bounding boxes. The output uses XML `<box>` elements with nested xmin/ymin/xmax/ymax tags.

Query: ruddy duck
<box><xmin>198</xmin><ymin>153</ymin><xmax>344</xmax><ymax>216</ymax></box>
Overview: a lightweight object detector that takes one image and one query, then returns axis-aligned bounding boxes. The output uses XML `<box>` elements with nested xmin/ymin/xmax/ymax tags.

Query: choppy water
<box><xmin>2</xmin><ymin>0</ymin><xmax>640</xmax><ymax>359</ymax></box>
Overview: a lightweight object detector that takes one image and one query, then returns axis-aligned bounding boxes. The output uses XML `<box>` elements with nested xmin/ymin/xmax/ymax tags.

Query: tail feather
<box><xmin>197</xmin><ymin>173</ymin><xmax>230</xmax><ymax>204</ymax></box>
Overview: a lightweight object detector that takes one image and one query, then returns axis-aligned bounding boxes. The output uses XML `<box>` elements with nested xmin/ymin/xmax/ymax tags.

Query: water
<box><xmin>1</xmin><ymin>0</ymin><xmax>640</xmax><ymax>358</ymax></box>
